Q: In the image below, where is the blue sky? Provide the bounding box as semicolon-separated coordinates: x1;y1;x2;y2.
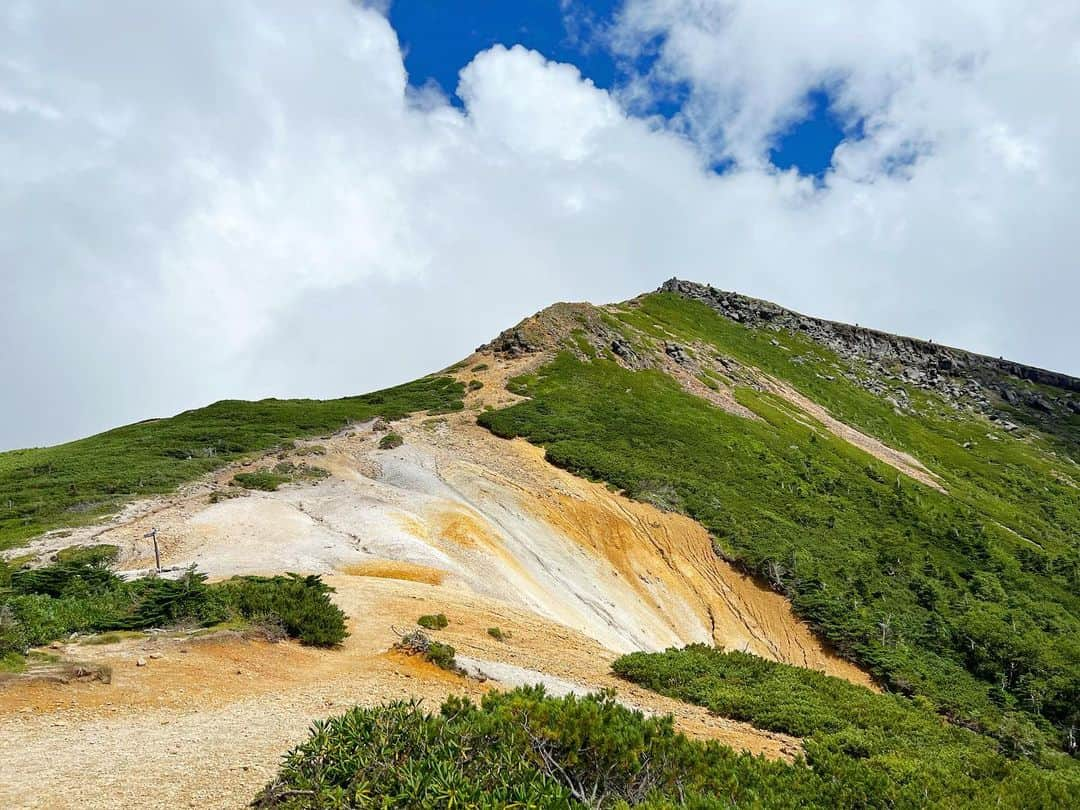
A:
390;1;620;98
389;0;848;177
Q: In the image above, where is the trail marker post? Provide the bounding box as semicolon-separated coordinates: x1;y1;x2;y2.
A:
144;527;160;572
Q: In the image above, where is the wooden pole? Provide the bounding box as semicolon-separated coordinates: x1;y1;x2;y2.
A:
144;528;161;572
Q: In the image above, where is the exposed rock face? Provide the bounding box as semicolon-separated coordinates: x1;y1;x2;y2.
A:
660;279;1080;426
483;327;541;358
610;338;638;364
664;342;690;364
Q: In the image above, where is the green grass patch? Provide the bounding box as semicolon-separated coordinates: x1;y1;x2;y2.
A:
0;376;464;550
0;650;25;673
80;630;145;646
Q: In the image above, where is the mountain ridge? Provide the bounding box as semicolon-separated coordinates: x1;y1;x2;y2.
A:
2;280;1079;807
661;278;1080;394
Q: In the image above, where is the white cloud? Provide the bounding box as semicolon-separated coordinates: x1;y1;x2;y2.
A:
458;45;623;161
1;0;1078;449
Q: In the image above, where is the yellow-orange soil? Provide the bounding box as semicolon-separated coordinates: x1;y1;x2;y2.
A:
0;577;799;809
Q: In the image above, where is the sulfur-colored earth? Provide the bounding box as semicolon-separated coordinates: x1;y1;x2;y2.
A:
1;352;883;808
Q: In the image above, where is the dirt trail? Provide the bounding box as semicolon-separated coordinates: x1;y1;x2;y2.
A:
0;576;799;809
756;372;946;492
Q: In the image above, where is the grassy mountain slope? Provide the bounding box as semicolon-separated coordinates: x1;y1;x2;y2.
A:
0;376;464;550
478;288;1080;748
613;647;1079;807
4;281;1079;806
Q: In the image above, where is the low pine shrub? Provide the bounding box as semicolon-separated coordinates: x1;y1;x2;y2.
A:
426;641;457;671
378;433;404;450
231;471;291;491
256;681;1080;809
0;561;347;655
416;613;448;630
395;629;458;672
54;544;119;566
217;574;347;646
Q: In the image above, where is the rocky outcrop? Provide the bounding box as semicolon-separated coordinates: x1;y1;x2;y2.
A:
660;279;1080;426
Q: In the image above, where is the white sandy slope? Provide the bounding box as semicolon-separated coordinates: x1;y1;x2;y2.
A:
0;351;884;808
27;361;869;682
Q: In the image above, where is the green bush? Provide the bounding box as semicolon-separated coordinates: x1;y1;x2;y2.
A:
416;613;448;630
613;646;1079;807
425;640;457;671
0;604;23;657
378;433;404;450
261;685;1074;810
217;574;347;646
1;561;347;654
395;629;458;672
471;363;489;372
487;626;506;641
468;379;484;391
231;471;291;491
54;544;119;566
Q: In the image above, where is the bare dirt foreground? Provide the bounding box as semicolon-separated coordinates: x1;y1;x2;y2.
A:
0;576;800;808
1;352;872;808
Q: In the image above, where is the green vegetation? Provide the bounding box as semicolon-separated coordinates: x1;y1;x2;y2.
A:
478;293;1080;748
0;556;347;659
257;683;1074;809
425;640;457;671
416;612;448;630
0;650;25;673
232;471;291;492
468;379;484;391
214;574;347;646
471;363;489;372
616;647;1078;807
54;544;119;566
395;629;458;671
255;688;781;809
231;462;331;493
487;626;506;641
378;432;404;450
0;376;464;549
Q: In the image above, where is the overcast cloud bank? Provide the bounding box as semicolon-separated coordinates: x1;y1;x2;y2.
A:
2;0;1077;448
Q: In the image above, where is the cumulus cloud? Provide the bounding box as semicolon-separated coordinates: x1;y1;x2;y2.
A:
1;0;1077;449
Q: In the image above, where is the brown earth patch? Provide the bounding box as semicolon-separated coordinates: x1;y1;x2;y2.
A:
342;559;447;585
0;576;799;810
